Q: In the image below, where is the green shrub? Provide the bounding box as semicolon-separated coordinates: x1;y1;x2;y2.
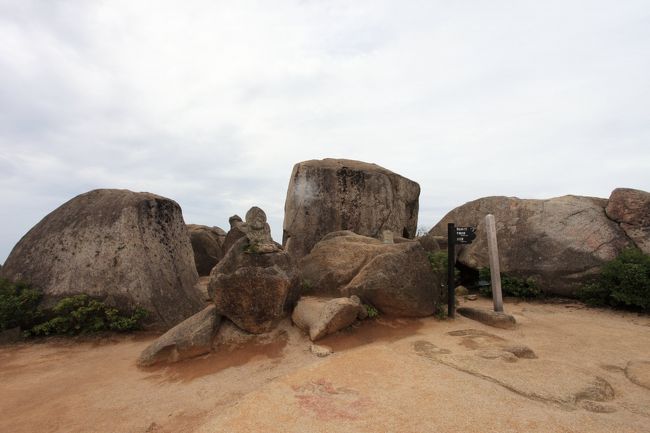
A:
363;304;379;319
428;252;459;290
478;267;543;299
579;248;650;310
0;278;148;336
0;278;43;331
29;294;148;336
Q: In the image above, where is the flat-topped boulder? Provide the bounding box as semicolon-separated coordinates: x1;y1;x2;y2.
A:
282;159;420;260
428;194;632;296
0;189;203;328
299;231;442;317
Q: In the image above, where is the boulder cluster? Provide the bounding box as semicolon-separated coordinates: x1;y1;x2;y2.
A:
0;159;442;365
1;158;647;364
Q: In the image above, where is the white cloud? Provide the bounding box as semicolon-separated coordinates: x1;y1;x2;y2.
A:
1;0;649;262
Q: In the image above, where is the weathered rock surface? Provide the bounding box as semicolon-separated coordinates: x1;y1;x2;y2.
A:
244;207;281;253
138;305;221;367
429;195;632;296
457;307;517;329
283;159;420;260
222;215;247;255
0;189;203;328
299;231;441;317
187;224;226;276
414;339;616;412
208;235;300;334
291;296;363;341
606;188;650;254
415;330;614;413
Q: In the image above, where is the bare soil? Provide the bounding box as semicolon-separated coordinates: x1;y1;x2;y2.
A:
2;298;650;433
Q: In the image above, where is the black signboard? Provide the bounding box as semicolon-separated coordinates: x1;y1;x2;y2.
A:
447;223;478;319
455;226;476;244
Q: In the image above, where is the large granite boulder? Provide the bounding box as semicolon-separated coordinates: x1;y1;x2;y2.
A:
0;189;203;328
428;195;633;296
138;305;221;366
208;208;300;334
187;224;226;276
282;159;420;260
299;231;441;316
606;188;650;254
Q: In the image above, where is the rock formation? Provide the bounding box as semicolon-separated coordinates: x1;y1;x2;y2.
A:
428;194;633;296
208;207;300;334
606;188;650;254
222;215;247;255
244;207;281;253
138;305;221;366
0;189;204;328
282;159;420;259
299;231;441;316
187;224;226;276
291;295;365;341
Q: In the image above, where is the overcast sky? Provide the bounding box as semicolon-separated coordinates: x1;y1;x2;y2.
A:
1;0;649;263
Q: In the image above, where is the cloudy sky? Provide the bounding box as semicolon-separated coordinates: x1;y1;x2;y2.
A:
1;0;649;263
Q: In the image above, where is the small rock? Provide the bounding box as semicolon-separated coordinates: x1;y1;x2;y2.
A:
465;294;478;301
381;230;394;244
310;343;333;357
501;344;537;359
476;349;518;363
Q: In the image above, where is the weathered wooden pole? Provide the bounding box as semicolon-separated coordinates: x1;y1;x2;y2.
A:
447;222;456;318
485;214;504;312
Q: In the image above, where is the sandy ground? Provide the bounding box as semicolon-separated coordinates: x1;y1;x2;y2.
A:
1;298;650;433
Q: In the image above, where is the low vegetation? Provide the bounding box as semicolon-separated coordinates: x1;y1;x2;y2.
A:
363;304;379;319
0;278;42;332
0;278;148;336
579;248;650;311
478;267;543;299
427;252;459;290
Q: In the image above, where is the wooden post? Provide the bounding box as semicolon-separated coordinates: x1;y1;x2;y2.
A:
485;214;504;312
447;223;455;318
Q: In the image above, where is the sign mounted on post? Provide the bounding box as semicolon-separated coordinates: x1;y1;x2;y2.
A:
447;223;478;318
455;226;476;244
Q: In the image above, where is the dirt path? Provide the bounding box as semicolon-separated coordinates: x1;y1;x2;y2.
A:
2;298;650;433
